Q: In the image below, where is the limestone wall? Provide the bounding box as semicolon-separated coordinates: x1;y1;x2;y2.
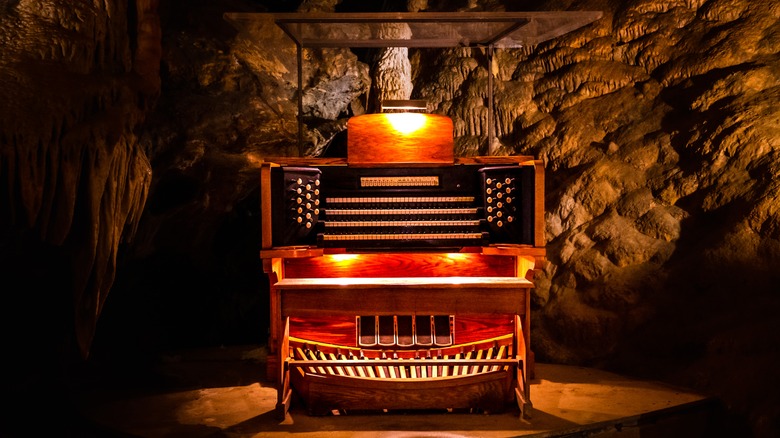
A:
0;0;159;358
1;0;778;435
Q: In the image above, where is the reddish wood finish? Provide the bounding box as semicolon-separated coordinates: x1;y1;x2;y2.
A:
455;315;514;344
347;114;454;165
533;159;545;248
284;253;516;279
277;280;528;317
290;314;515;347
293;367;512;415
290;316;356;346
258;156;537;167
259;156;545;418
259;163;274;249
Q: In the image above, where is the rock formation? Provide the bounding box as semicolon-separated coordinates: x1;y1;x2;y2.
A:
0;0;778;435
1;0;158;360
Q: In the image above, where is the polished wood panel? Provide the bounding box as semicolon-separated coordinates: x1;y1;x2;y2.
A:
276;276;531;288
279;284;528;317
284;253;516;279
289;334;514;358
258;156;537;167
260;164;274;249
288;314;514;347
292;368;512;415
290;316;356;346
347;113;454;165
533;159;545;248
455;314;514;344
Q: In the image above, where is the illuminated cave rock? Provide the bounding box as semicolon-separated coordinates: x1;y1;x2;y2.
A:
0;0;158;357
1;0;778;435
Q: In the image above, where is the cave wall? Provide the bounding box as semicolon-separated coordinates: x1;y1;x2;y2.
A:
1;0;778;436
133;0;780;434
0;2;162;431
480;1;780;433
0;0;159;367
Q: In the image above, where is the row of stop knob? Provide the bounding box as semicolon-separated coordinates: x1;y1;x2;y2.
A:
292;177;320;229
484;176;516;228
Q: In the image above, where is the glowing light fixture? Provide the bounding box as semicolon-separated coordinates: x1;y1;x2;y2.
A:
381;99;428;112
347;113;454;165
385;113;427;134
347;98;454;165
381;99;429;134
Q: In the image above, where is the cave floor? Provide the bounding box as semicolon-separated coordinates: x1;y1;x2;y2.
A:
69;345;714;437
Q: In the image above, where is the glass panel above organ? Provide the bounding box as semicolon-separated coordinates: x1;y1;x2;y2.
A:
224;11;603;49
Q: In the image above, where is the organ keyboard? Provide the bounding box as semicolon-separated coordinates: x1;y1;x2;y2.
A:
259;156;545;419
265;159;540;250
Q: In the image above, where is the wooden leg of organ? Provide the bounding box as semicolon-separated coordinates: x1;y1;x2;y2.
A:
276;318;292;420
265;263;292;420
265;263;280;382
514;314;531;418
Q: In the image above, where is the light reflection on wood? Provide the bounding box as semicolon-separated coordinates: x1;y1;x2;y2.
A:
347;113;454;165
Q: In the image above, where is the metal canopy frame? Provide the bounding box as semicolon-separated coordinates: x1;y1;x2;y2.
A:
224;11;603;155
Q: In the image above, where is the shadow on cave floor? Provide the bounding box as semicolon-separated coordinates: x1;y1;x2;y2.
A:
11;344;738;438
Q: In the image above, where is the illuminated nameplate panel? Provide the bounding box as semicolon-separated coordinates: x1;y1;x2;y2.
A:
360;176;439;187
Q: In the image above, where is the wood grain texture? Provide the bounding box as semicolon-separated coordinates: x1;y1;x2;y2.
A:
259;156;535;166
280;286;527;316
347;113;454;165
293;369;511;414
290;316;356;346
275;276;532;289
288;314;515;346
260;163;274;249
533;159;545;248
283;253;517;278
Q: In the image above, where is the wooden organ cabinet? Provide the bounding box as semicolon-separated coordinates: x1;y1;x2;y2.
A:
259;112;546;418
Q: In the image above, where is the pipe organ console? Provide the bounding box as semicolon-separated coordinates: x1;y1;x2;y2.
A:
270;163;538;249
260;154;545;419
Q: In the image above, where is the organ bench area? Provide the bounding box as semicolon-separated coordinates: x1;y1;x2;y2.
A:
259;155;546;419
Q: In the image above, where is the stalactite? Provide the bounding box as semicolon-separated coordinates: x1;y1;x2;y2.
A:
0;0;159;357
371;23;414;109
